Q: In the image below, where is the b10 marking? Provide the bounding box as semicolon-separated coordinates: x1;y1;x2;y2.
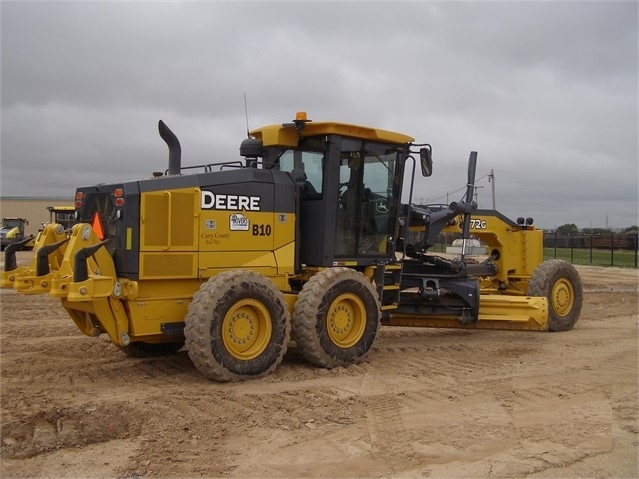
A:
252;224;272;236
470;219;487;229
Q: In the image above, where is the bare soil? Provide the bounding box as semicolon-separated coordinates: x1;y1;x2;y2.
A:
1;252;637;478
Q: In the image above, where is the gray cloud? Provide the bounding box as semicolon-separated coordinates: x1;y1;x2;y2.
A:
1;1;637;229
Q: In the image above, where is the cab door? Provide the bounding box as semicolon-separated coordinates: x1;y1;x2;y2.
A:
335;139;402;259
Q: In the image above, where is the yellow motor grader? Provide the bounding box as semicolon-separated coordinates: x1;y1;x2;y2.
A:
2;112;582;381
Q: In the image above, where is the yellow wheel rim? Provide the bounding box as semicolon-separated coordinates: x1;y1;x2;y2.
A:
222;299;272;360
326;293;366;348
551;277;575;317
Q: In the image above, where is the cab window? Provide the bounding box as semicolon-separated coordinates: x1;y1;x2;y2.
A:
278;150;324;197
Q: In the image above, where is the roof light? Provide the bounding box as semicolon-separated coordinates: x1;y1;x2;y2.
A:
295;111;307;121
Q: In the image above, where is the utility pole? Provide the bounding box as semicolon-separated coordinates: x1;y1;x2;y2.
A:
473;185;484;206
488;169;496;209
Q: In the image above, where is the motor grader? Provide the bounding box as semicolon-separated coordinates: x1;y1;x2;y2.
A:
2;112;582;382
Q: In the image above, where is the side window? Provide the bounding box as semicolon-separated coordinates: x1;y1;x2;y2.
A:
278;151;293;171
302;152;323;194
278;150;324;197
363;145;397;203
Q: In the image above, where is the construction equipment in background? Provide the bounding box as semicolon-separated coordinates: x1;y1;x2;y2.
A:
47;206;76;231
2;112;582;381
0;217;34;251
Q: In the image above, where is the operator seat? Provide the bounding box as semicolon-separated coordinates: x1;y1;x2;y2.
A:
291;168;320;199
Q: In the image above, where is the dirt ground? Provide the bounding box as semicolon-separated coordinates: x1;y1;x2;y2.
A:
1;251;637;478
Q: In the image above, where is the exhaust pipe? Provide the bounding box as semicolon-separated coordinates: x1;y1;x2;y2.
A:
158;120;181;176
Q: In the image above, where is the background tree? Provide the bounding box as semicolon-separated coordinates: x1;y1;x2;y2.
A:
557;223;579;235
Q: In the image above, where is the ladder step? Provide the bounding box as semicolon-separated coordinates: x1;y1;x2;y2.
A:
385;264;402;270
378;263;402;311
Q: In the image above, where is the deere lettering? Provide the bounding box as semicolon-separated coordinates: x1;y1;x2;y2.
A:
201;191;261;211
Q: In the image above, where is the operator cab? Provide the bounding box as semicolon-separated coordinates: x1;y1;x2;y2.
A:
247;112;417;268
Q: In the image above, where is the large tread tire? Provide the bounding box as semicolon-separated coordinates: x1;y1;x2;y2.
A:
527;259;583;332
292;267;380;368
184;270;291;382
119;341;185;358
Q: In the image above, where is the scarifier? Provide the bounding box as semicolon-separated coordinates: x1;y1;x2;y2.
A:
2;112;582;381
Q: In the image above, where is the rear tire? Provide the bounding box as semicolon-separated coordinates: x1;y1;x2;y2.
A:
527;259;583;331
292;268;380;368
184;270;291;382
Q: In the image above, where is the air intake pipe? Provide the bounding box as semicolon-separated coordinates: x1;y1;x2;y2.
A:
158;120;181;176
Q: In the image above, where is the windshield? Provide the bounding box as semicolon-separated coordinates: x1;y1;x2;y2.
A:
339;140;398;199
2;219;22;228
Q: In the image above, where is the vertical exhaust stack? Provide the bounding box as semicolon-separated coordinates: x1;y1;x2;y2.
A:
460;151;478;258
158;120;181;176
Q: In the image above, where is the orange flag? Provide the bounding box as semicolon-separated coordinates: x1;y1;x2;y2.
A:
92;212;104;240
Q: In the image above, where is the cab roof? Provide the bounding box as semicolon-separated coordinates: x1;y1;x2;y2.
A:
249;113;414;147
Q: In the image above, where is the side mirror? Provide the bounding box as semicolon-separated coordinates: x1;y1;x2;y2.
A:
420;147;433;177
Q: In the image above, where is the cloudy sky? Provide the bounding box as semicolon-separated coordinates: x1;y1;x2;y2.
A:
1;1;637;230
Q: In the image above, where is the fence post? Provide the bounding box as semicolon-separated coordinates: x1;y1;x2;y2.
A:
570;234;574;263
554;231;558;259
590;233;593;264
610;232;614;267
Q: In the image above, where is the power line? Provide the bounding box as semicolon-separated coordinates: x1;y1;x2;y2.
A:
420;170;493;205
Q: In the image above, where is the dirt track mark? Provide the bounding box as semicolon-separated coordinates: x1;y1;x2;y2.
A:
1;401;142;459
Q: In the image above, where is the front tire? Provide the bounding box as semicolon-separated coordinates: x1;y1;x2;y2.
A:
527;259;583;332
292;268;380;368
184;270;291;382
